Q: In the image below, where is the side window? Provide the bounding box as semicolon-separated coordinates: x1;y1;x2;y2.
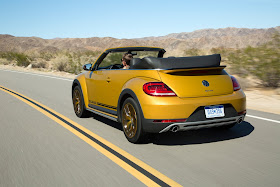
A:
98;52;123;69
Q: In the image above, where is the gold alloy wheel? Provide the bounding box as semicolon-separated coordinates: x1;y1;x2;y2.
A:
122;103;137;138
73;89;81;115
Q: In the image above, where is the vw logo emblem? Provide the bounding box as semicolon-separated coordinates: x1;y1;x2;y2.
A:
202;80;209;87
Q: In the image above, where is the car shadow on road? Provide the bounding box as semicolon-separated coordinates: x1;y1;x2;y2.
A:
89;113;123;131
90;114;254;146
150;121;254;145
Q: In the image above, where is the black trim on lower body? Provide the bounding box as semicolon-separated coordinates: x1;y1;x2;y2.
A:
0;86;170;187
142;114;245;133
187;104;238;122
142;119;172;133
141;104;241;133
96;102;117;110
88;104;117;116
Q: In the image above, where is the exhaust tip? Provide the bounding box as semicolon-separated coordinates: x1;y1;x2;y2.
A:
170;125;179;132
237;117;243;124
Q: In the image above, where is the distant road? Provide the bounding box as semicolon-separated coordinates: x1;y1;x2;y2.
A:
0;69;280;186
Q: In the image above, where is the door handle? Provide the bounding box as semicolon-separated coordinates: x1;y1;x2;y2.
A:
106;77;111;82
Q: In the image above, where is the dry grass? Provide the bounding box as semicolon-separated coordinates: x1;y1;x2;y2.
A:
0;58;10;65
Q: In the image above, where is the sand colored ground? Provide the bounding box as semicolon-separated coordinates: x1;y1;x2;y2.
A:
245;89;280;114
1;65;279;115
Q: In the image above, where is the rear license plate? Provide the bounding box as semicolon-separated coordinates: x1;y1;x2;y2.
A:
204;105;225;118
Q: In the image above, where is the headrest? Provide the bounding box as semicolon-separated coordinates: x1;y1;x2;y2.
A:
129;58;149;69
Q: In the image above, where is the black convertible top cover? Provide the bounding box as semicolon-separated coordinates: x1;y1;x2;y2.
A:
129;54;221;70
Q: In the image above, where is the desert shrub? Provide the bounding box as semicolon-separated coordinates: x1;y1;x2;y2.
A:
228;33;280;87
227;49;249;77
40;52;55;61
31;60;48;68
68;58;82;74
136;51;159;58
52;55;71;72
210;47;236;65
0;52;31;67
13;53;30;67
185;48;202;56
0;50;100;74
79;50;101;58
49;50;100;74
100;53;123;68
0;58;11;65
210;47;235;56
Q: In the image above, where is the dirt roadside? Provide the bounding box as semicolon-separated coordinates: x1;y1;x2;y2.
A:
1;65;279;115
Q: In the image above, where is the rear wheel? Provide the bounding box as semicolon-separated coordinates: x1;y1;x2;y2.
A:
121;98;146;143
72;86;90;118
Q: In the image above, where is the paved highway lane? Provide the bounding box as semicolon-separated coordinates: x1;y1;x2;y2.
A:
1;69;280;186
0;87;142;186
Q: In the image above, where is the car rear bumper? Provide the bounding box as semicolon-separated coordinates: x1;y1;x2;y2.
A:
142;114;246;133
139;90;246;120
159;114;245;133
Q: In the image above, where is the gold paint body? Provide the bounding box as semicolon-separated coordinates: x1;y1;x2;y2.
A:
75;65;246;120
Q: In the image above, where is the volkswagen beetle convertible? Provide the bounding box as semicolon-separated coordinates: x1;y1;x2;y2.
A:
72;47;246;143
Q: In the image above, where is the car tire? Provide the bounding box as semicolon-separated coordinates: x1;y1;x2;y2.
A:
121;97;146;143
72;86;90;118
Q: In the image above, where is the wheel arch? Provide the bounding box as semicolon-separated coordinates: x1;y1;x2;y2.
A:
72;79;80;95
72;77;89;108
117;76;161;123
117;89;144;123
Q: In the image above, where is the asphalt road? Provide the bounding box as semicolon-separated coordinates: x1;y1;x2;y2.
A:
0;69;280;186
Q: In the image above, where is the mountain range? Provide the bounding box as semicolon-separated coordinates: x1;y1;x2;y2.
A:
0;26;279;55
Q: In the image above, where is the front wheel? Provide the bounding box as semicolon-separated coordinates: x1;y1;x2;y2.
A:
72;86;90;118
121;98;146;143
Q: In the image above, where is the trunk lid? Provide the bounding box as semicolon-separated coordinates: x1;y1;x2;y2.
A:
158;67;233;98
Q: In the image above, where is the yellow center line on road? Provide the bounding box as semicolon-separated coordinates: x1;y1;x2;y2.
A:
0;85;182;187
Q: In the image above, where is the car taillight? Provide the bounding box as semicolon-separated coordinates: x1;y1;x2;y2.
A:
143;82;176;96
231;76;241;91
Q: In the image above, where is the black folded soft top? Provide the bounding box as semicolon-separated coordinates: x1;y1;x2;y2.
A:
129;54;221;70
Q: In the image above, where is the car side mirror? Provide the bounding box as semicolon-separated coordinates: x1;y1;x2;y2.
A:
83;64;92;71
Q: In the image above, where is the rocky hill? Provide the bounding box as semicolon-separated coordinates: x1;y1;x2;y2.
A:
0;26;279;55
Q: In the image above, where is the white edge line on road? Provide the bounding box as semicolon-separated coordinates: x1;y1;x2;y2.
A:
0;69;73;82
246;114;280;124
1;68;279;124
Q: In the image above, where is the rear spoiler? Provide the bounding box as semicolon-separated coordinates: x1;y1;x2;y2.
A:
158;66;226;74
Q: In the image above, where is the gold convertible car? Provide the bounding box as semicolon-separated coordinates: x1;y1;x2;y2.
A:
72;47;246;143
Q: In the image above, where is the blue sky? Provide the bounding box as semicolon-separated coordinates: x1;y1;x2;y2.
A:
0;0;279;39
